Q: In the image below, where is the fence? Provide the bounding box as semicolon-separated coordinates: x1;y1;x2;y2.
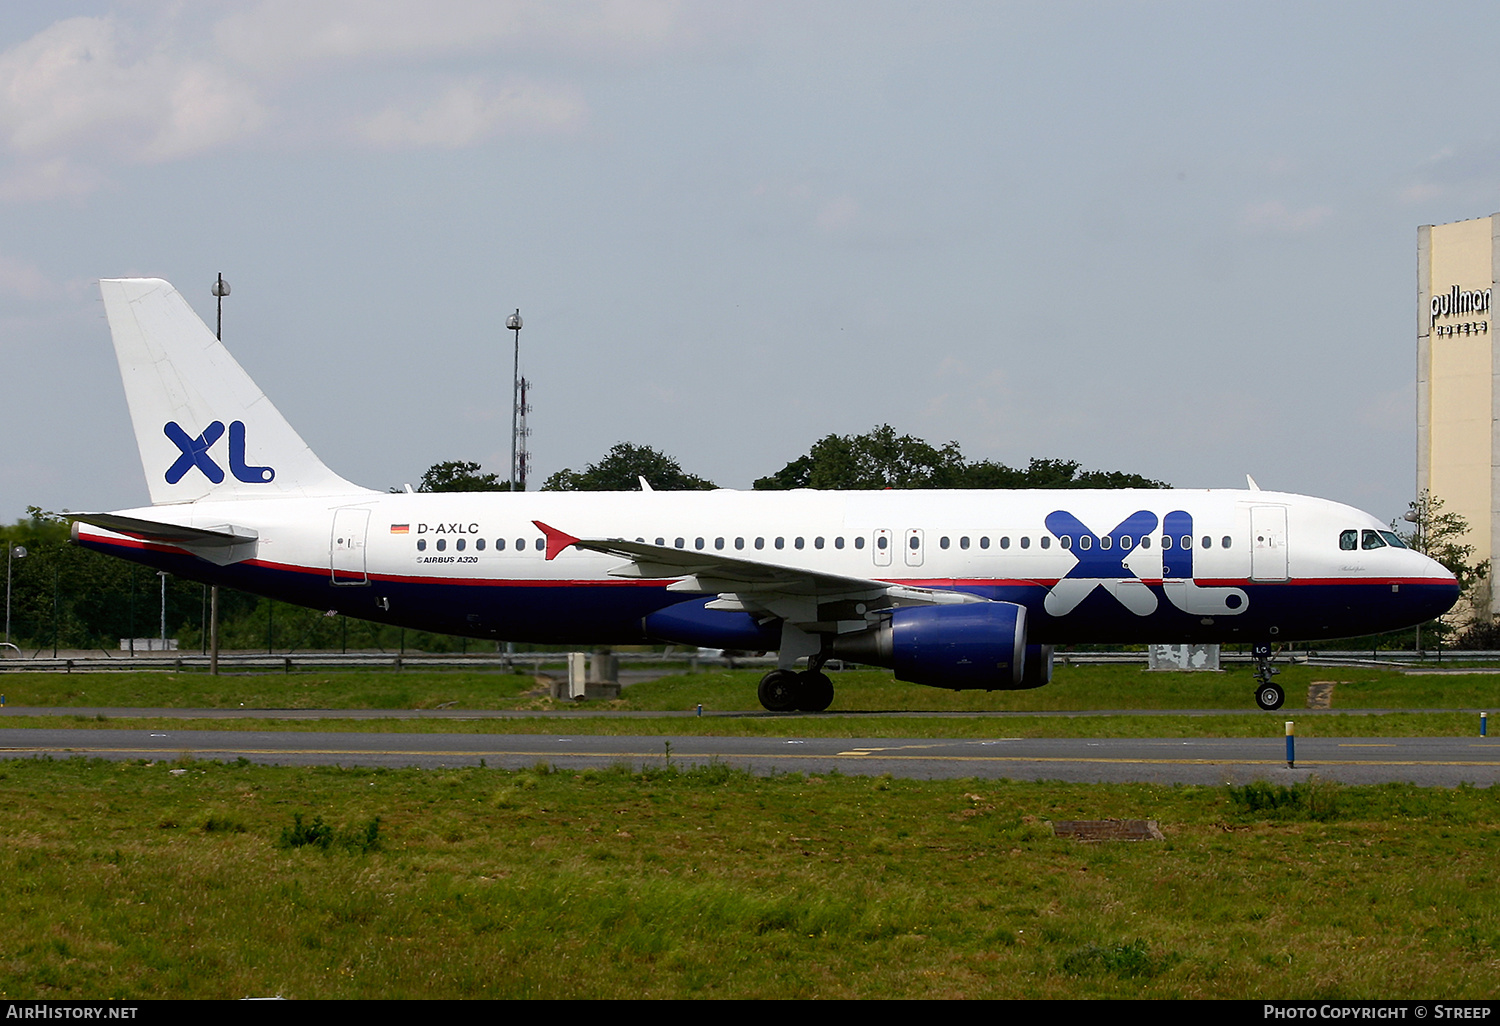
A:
4;648;1499;674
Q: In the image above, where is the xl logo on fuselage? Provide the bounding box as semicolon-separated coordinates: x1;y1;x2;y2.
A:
1041;509;1248;619
163;421;275;484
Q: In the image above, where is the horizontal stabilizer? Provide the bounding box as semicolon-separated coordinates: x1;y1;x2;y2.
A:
70;513;260;566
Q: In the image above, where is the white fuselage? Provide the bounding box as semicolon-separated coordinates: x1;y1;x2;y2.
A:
77;486;1458;647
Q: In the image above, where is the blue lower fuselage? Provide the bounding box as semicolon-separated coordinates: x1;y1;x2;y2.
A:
80;532;1459;647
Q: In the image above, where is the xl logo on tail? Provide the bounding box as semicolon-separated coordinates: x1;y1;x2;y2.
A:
164;421;275;484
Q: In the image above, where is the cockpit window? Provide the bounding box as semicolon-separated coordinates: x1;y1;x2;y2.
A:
1361;529;1386;550
1379;531;1407;549
1340;530;1357;551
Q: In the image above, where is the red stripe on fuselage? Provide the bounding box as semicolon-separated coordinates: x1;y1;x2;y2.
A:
74;532;1450;591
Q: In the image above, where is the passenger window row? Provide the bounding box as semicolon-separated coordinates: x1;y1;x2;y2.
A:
415;531;1235;554
635;536;867;551
935;534;1234;551
416;536;543;552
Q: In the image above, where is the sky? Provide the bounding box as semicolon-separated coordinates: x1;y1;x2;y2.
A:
2;1;1498;526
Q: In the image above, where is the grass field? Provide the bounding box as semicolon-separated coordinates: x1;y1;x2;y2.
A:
2;756;1497;1000
2;663;1495;999
3;662;1498;712
0;664;1495;740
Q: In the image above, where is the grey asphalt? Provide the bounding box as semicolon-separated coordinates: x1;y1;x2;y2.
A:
0;726;1495;785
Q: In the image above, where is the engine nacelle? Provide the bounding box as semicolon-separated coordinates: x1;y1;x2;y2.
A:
833;601;1037;691
642;598;781;651
1021;643;1054;689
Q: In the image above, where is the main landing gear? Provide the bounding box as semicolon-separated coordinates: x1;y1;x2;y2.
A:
757;666;835;712
759;624;836;712
1251;642;1284;711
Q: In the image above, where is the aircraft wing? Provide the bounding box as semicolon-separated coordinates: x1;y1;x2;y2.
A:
533;520;982;630
69;513;260;566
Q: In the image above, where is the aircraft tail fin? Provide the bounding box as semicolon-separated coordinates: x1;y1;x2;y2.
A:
100;278;370;504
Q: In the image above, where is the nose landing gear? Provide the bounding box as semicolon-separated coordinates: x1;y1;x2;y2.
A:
1251;642;1283;710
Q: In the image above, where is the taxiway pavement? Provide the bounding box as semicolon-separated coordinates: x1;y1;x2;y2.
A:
0;726;1494;785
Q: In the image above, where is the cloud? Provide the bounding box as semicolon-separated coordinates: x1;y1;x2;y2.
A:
0;253;52;299
1237;199;1334;235
0;16;267;197
356;78;586;149
1398;140;1500;208
136;62;269;163
0;3;730;200
0;17;267;160
1399;182;1445;205
815;195;861;233
215;0;697;72
750;180;870;238
1354;384;1411;433
0;156;107;202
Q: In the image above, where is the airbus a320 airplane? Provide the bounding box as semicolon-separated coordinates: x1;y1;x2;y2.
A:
70;279;1458;712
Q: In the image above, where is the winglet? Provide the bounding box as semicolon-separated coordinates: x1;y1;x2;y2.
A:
1246;474;1261;491
533;520;582;561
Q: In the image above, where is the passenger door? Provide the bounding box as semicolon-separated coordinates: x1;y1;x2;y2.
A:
1250;506;1289;582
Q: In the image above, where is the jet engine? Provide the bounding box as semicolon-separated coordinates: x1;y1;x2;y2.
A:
833;601;1050;691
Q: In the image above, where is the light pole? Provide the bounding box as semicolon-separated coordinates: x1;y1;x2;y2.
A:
507;309;523;491
504;308;524;665
4;544;25;647
157;571;168;647
213;273;230;340
1406;505;1426;652
209;274;230;674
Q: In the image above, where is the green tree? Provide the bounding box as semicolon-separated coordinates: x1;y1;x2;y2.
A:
2;509;531;655
959;456;1166;490
754;425;1168;490
754;425;966;490
417;461;504;493
1399;491;1490;645
2;510;215;652
542;443;716;491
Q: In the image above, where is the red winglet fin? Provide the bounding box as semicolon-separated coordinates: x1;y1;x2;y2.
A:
533;520;582;561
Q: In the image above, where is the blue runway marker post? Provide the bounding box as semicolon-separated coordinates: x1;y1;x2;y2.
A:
697;704;702;717
1285;721;1295;769
1482;712;1488;737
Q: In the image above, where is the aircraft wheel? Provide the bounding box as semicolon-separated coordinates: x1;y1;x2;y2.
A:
1255;683;1285;711
758;670;802;712
796;670;834;712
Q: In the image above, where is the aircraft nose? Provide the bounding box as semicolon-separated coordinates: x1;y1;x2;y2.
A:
1411;552;1460;621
